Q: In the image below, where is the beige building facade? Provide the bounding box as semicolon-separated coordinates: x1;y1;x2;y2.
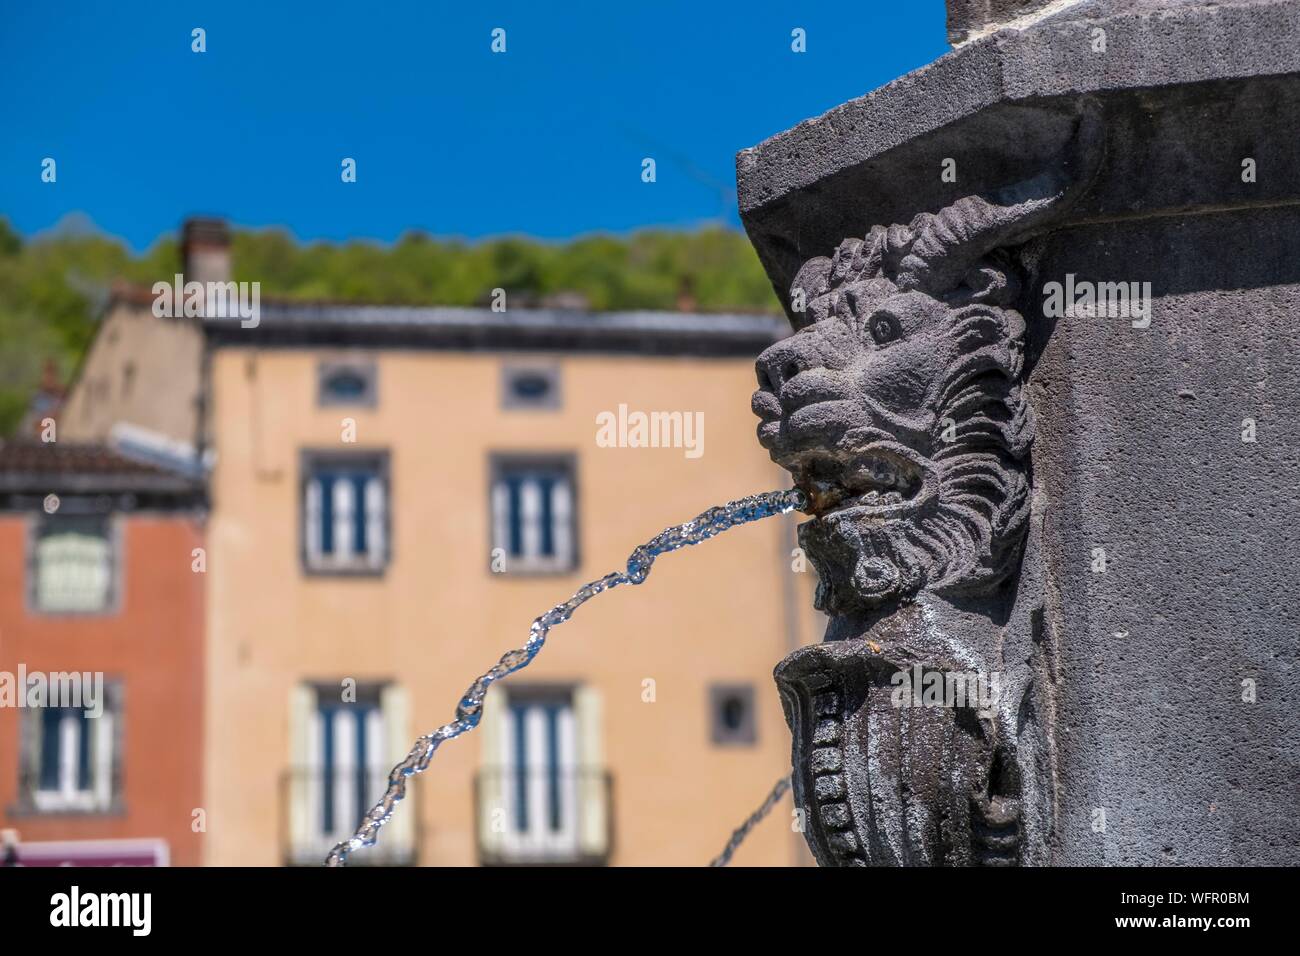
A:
204;323;821;868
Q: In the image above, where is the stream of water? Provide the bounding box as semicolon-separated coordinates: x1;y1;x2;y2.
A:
325;487;806;866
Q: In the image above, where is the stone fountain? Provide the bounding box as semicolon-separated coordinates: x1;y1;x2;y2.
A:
742;0;1300;865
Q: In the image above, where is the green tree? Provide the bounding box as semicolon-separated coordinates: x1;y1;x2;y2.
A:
0;216;779;435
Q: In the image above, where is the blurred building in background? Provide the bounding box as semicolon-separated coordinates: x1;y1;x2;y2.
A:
21;217;818;866
57;218;216;449
0;443;205;866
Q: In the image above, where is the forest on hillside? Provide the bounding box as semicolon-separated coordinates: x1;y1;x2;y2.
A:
0;217;779;435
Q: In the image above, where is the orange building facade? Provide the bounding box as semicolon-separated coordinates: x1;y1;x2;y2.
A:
0;444;206;866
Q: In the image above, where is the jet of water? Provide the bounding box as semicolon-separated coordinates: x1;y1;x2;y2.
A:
710;775;792;867
326;487;806;866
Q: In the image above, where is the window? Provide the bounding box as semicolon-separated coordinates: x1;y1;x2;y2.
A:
286;682;412;865
316;689;385;846
501;365;561;410
478;685;608;865
490;456;577;574
30;514;115;614
710;684;757;746
302;451;389;574
318;360;377;407
507;690;577;852
17;684;121;814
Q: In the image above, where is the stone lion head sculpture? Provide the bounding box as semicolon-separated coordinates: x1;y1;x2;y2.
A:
752;183;1085;614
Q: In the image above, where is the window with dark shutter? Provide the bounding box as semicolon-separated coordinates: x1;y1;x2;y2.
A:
501;365;561;410
318;361;377;407
302;451;390;574
489;455;577;574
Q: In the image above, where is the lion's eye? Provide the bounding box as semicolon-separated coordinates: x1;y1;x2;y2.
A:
868;312;900;345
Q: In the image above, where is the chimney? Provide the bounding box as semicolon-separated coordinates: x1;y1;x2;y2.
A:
675;276;697;313
39;357;62;395
181;217;231;286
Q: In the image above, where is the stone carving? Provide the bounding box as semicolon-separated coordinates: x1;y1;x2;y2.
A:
752;114;1099;866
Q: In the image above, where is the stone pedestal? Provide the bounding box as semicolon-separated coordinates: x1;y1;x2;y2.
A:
741;0;1300;865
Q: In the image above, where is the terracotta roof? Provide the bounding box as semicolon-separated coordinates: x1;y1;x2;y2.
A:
108;280;162;308
0;442;202;495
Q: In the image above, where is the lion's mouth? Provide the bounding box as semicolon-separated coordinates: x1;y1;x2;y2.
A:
778;444;932;520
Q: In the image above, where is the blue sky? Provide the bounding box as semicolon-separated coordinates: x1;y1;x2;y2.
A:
0;1;947;251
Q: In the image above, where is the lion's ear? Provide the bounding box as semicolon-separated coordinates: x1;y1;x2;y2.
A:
959;252;1021;306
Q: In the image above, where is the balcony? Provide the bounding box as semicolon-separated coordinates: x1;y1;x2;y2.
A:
281;769;419;866
474;767;613;866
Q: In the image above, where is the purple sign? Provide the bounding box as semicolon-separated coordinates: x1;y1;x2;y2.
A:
5;838;169;867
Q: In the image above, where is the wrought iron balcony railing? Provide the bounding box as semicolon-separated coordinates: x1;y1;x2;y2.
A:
473;767;613;866
281;768;419;866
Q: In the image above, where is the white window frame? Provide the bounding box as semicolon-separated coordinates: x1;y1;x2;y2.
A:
28;512;119;615
500;693;580;860
21;684;121;815
310;698;386;850
286;682;413;865
31;710;114;812
478;684;607;865
301;451;390;575
489;455;578;575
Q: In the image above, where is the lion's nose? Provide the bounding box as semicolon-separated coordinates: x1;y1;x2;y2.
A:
755;337;815;393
